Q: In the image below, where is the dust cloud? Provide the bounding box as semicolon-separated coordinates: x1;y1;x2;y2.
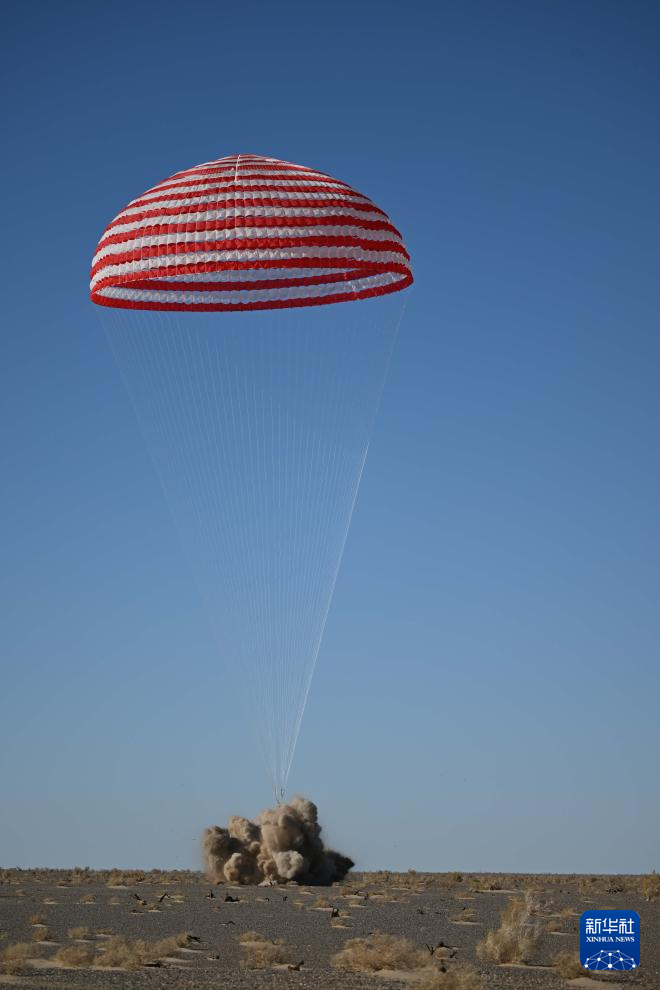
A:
202;795;353;885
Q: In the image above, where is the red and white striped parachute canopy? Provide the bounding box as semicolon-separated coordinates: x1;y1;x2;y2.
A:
90;153;412;312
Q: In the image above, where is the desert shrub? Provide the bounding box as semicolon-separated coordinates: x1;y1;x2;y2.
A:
476;891;540;965
477;877;504;891
95;933;191;969
95;937;141;968
30;914;46;926
553;951;588;979
239;932;293;969
331;933;427;973
31;927;53;942
419;964;484;990
68;926;89;940
106;870;147;887
166;933;193;949
0;942;40;974
69;867;91;885
578;877;598;895
641;871;660;902
55;945;95;967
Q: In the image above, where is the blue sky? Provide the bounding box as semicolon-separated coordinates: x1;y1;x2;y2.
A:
2;0;659;873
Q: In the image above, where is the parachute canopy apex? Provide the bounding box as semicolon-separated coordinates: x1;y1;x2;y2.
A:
90;153;413;312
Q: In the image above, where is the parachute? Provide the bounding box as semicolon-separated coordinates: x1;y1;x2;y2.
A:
91;154;412;799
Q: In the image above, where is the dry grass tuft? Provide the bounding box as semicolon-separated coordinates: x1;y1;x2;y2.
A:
68;926;89;940
471;876;507;891
641;871;660;902
95;933;192;969
55;944;95;967
169;932;194;949
331;933;427;973
97;938;140;965
553;951;588;979
31;927;54;942
81;894;96;904
476;891;540;965
106;869;147;887
30;914;47;926
418;964;484;990
239;932;294;969
0;942;41;975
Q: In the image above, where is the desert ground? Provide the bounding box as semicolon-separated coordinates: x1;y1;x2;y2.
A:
1;869;657;989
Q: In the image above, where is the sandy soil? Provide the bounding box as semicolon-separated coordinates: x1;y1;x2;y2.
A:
0;869;657;988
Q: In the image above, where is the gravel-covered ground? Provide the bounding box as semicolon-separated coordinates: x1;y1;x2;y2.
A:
0;870;657;989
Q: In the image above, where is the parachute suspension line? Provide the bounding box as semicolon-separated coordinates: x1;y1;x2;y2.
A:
103;311;276;789
280;323;354;791
279;300;405;791
203;318;279;789
233;328;279;788
276;311;380;797
276;321;304;794
112;314;263;794
99;298;404;799
219;331;280;789
281;324;312;791
280;324;326;793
